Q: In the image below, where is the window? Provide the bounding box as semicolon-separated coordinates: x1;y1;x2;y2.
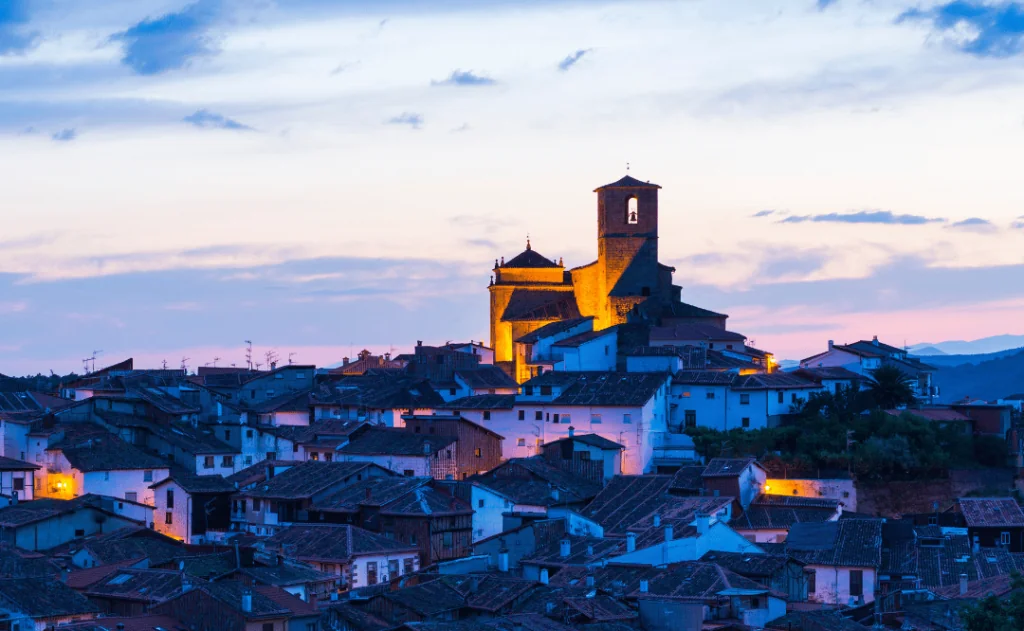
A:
540;385;552;396
12;477;23;491
296;373;306;379
706;391;715;400
591;414;602;424
742;417;750;428
75;529;85;537
203;456;214;469
627;196;638;224
251;390;256;399
404;558;414;575
269;501;279;514
246;429;254;438
388;559;399;579
367;562;378;585
266;452;276;461
253;499;262;511
928;515;938;526
325;452;333;462
224;429;232;442
562;415;571;424
443;532;453;547
403;469;414;477
850;570;863;597
104;471;110;481
525;386;534;395
293;444;299;452
553;413;560;424
165;512;173;525
167;489;175;509
535;411;543;421
410;534;417;545
1001;532;1012;546
682;391;691;398
222;456;234;468
310;452;319;461
578;451;591;461
483;411;491;421
517;438;525;446
263;623;274;631
685;410;697;428
449;388;457;396
518;410;525;421
791;393;799;404
740;394;750;405
479;499;485;508
641;287;650;297
474;448;482;458
777;391;784;404
535;439;543;447
125;492;137;502
807;569;816;594
604;345;610;355
245;456;253;466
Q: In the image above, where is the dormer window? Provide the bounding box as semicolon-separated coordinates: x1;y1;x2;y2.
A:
627;197;639;224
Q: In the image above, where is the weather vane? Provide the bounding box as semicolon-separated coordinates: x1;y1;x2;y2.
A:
626;162;630;173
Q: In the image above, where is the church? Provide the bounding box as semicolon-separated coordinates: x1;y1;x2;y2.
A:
489;175;742;381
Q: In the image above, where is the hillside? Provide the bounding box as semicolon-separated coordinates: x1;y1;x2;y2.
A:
933;348;1024;403
914;347;1024;368
910;334;1024;356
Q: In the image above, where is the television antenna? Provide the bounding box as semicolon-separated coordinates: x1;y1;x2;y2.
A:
244;340;253;370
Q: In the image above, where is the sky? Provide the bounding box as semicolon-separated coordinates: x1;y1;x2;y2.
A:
2;0;1024;374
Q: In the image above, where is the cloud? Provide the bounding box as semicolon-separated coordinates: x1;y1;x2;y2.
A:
557;49;591;71
183;109;252;131
752;209;776;218
756;250;830;281
1014;216;1024;229
780;210;945;225
386;112;423;129
110;0;222;75
947;217;997;232
451;123;471;133
51;129;77;142
431;70;497;86
0;0;38;55
464;238;499;249
897;1;1024;58
817;0;838;10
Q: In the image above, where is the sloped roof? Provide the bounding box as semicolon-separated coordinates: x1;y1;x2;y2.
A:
84;568;183;604
501;290;581;322
0;576;101;617
58;435;167;472
339;426;456;456
150;471;236;494
196;581;291;619
786;519;883;567
669;465;706;492
959;497;1024;527
594;175;661;190
702;457;761;478
241;564;335;587
700;550;803;577
522;372;668;407
730;373;820;390
471;458;602;506
313;476;433;512
0;455;39;471
631;561;774;602
650;323;746;343
317;373;445;410
262;524;417;563
244;461;378;500
437;394;516;410
502;246;561;269
543;433;624;451
515;317;594;344
551;329;617;349
0;543;58;579
455;366;518;390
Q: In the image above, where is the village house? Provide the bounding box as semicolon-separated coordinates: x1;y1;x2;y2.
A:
260;523;420;589
514;371;673;474
468;457;603;542
700;550;809;602
512;317;595;383
313;372;443;425
733;495;843;544
799;337;938;401
75;567;185;616
335;426;459;479
399;414;504;478
233;461;392;537
0;495;141;550
266;419;364;463
957;497;1024;552
0;456;38;501
539;430;623;484
701;458;769;511
0;576;100;631
237;563;339;604
672;371;821;432
62;525;184;569
786;518;884;606
151;580;311;631
150;471;236;543
450;366;519;400
763;471;857;512
330;349;409;376
307;476;473;566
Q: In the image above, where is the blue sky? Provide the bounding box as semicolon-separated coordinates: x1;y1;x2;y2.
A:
2;0;1024;373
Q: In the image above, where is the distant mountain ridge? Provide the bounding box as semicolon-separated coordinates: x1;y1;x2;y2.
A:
913;347;1024;368
909;334;1024;356
931;348;1024;403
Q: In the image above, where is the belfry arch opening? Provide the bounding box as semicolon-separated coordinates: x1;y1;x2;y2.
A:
627;196;639;224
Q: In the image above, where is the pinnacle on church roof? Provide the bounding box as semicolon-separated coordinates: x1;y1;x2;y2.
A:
594;175;661;191
502;242;561;269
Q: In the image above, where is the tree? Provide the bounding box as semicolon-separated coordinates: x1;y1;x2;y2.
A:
865;365;917;409
960;572;1024;631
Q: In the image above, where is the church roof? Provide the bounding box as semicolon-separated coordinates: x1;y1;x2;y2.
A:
502;242;561;269
594;175;661;191
501;290;581;322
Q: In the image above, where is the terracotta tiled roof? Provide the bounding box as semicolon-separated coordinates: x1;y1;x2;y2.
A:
243;461;379;500
0;576;101;618
455;366;518;390
338;426;455;457
649;323;746;343
959;497;1024;527
437;394;516;410
262;524;417;563
702;458;760;478
501;290;581;322
786;519;883;568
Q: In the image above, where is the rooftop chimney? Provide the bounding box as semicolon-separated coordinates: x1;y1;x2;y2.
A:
560;538;571;558
828;340;834;350
551;488;560;501
586;544;594;557
568;426;575;438
417;340;423;347
626;532;636;553
423;441;432;455
241;588;253;614
695;512;710;535
498;549;509;572
664;525;674;542
872;335;879;346
639;579;649;593
365;487;372;501
586;573;595;587
540;568;549;585
652;514;661;527
973;535;980;554
960;573;969;596
117;624;125;631
10;491;17;505
343;357;350;366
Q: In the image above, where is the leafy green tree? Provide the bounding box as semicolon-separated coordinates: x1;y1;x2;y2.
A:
865;365;918;409
960;572;1024;631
